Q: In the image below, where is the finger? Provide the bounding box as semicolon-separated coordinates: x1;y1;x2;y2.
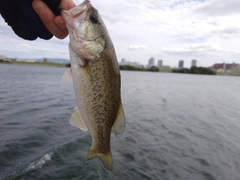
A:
55;16;68;34
32;1;67;39
56;0;75;35
59;0;75;10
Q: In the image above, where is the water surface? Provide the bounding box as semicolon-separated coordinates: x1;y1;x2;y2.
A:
0;64;240;180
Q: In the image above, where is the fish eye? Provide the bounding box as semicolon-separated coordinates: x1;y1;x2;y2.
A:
90;8;99;24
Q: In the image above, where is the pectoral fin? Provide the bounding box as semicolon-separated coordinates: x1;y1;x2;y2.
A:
112;102;125;137
70;107;88;131
60;68;73;88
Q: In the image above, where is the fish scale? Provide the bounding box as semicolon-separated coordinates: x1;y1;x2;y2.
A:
61;0;125;171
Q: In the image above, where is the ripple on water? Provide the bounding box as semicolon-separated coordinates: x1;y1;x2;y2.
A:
1;67;240;179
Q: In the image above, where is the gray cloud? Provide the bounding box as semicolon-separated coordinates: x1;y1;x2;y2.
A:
128;45;147;50
160;43;240;58
194;0;240;16
212;27;240;35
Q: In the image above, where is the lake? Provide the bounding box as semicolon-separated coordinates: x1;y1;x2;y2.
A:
0;64;240;180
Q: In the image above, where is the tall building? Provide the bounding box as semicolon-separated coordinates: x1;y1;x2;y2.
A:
148;57;155;67
121;58;127;63
212;62;238;72
43;58;48;63
178;60;184;68
0;54;7;60
191;59;197;67
157;60;163;68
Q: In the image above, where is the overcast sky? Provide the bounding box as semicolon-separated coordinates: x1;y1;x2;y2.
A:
0;0;240;67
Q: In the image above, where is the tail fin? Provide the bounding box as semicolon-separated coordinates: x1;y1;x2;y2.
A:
86;146;113;171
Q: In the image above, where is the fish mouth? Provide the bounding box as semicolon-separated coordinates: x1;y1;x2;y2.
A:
72;0;92;18
61;0;92;20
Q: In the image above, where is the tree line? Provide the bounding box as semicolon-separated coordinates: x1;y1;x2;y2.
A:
172;66;216;75
119;65;159;72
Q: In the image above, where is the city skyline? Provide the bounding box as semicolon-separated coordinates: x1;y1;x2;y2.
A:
120;56;224;68
118;56;240;69
119;56;240;73
2;54;240;73
2;53;239;69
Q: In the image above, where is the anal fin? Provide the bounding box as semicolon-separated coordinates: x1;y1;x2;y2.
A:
112;102;125;137
70;107;88;131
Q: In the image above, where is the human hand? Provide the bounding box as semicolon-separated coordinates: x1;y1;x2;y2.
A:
0;0;57;40
32;0;75;39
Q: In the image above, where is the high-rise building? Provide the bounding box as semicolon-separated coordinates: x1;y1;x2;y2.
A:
191;59;197;67
157;60;163;68
121;58;127;63
212;62;239;72
0;54;7;60
148;57;155;66
43;58;48;63
178;60;184;68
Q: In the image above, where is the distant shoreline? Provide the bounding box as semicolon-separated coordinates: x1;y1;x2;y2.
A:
0;60;69;67
1;61;239;76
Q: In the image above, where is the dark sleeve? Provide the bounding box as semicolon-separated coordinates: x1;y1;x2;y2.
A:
0;0;61;40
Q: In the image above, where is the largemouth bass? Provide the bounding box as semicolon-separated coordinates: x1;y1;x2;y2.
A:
61;0;125;171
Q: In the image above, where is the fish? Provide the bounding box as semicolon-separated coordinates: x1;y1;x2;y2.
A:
60;0;125;171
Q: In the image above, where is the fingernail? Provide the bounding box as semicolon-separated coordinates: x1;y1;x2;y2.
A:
34;3;44;14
